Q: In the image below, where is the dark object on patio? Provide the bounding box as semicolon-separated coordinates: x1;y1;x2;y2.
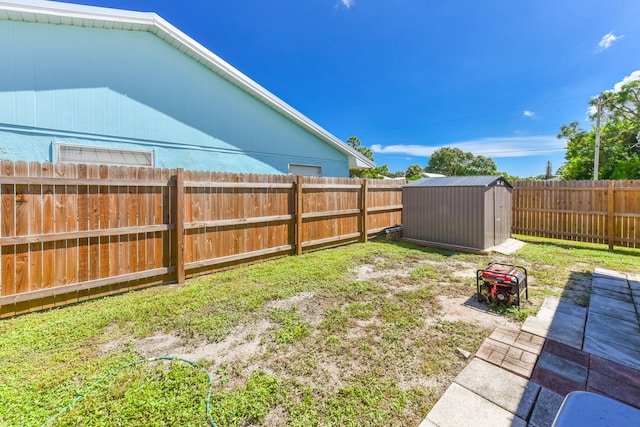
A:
552;391;640;426
477;262;528;308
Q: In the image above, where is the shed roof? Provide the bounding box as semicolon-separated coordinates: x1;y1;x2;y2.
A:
404;176;512;188
0;0;375;171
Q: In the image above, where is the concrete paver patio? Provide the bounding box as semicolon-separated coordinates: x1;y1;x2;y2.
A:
421;268;640;427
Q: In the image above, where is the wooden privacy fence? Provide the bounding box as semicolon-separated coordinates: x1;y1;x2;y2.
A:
0;161;403;317
512;180;640;249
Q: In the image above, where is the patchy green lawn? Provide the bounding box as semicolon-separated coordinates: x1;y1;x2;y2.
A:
1;235;639;426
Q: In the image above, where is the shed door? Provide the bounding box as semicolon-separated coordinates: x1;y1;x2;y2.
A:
493;188;510;245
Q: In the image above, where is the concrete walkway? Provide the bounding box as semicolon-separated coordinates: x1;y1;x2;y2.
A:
421;268;640;427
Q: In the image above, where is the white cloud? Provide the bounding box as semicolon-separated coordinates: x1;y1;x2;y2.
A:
599;32;622;50
371;136;565;159
523;110;535;118
614;70;640;92
586;70;640;117
371;144;434;157
339;0;355;8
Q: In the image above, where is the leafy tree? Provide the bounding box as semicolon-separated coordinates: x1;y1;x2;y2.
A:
346;136;374;162
346;135;390;179
405;164;424;179
467;155;498;175
590;80;640;123
558;122;594;179
499;172;520;182
545;161;553;179
560;79;640;180
425;147;498;176
388;170;405;178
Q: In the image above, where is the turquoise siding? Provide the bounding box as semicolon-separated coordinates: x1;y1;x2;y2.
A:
0;20;349;176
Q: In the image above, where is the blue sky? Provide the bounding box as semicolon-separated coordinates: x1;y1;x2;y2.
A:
65;0;640;177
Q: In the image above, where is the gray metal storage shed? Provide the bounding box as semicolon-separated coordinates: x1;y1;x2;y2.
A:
402;176;512;252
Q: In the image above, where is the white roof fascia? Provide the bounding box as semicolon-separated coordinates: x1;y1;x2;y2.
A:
0;0;375;170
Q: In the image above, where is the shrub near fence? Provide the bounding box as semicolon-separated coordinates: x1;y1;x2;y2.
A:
0;161;404;317
512;180;640;249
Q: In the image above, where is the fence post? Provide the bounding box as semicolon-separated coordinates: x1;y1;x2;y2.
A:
607;180;615;250
296;175;303;255
361;179;368;243
176;168;185;283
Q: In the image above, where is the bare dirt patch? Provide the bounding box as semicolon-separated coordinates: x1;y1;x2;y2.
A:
436;295;517;329
263;405;288;427
266;291;315;309
127;292;329;370
452;267;478;279
131;319;272;368
134;333;183;355
353;264;412;281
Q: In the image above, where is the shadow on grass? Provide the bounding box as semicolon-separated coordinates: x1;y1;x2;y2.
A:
516;235;640;257
370;236;462;258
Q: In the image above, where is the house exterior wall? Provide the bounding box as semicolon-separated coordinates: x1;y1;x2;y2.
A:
0;20;350;176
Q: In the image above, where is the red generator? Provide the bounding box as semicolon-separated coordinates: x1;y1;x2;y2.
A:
477;262;528;308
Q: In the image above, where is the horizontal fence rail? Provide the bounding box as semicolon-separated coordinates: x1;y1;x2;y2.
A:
0;161;404;317
512;180;640;249
10;162;638;319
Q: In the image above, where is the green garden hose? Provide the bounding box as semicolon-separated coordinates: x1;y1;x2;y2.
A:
40;356;219;427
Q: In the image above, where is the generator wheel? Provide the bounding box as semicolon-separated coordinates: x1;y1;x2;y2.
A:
495;290;511;306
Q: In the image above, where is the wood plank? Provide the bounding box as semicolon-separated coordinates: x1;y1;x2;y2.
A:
184;214;295;230
107;166;119;279
166;169;177;270
0;176;169;187
192;171;202;263
98;167;111;285
367;204;403;213
0;224;175;246
301;232;361;248
269;177;282;247
234;175;246;256
77;164;89;286
1;161;15;297
127;168;138;275
66;163;78;286
41;163;55;310
87;165;100;281
184;170;194;264
54;163;68;289
0;266;175;306
301;208;361;220
302;183;361;190
296;175;303;255
203;172;214;260
176;168;185;283
183;181;294;189
199;171;209;258
117;167;128;278
136;168;149;277
14;162;29;296
511;207;607;215
607;181;616;250
153;168;163;270
1;160;15;237
146;169;157;271
185;244;294;270
28;162;43;293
